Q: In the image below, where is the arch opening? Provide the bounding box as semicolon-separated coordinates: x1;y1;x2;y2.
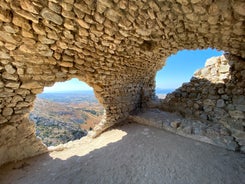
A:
30;78;104;147
152;52;245;152
0;0;244;168
155;48;223;99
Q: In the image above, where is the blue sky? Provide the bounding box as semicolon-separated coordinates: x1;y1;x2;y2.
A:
156;48;223;89
44;78;92;92
44;48;223;93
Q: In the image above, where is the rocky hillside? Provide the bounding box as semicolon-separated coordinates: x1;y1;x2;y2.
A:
30;91;104;146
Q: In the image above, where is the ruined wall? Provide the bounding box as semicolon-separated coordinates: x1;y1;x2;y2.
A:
160;54;245;151
0;0;244;165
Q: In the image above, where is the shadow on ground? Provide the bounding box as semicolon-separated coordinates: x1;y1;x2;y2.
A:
0;123;244;184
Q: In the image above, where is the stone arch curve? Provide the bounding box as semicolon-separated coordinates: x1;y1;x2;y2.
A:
0;0;244;165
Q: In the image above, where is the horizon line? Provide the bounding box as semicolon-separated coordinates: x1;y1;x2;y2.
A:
42;89;94;93
42;88;176;94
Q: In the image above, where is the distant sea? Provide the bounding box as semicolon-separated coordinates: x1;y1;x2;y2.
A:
38;89;175;102
41;90;94;94
155;88;175;94
39;90;94;97
38;90;96;102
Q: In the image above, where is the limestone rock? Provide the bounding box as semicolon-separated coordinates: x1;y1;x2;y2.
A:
20;0;39;14
0;81;4;88
105;9;121;22
216;99;225;108
48;2;62;14
15;9;39;23
2;72;18;81
233;2;245;16
0;8;12;22
76;19;90;29
219;64;230;73
59;61;73;67
19;44;36;54
0;51;11;59
205;57;218;66
2;107;13;117
5;43;17;50
170;121;181;129
229;110;244;119
38;35;55;44
0;31;18;44
12;14;31;30
32;23;46;35
6;82;20;89
3;24;20;34
21;81;43;89
41;8;63;25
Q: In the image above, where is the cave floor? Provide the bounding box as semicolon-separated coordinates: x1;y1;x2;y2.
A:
0;123;245;184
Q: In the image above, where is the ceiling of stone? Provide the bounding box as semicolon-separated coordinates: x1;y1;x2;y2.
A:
0;0;244;88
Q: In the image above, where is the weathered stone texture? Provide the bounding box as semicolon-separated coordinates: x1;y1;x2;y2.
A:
159;54;245;151
0;118;47;166
0;0;244;165
129;109;239;151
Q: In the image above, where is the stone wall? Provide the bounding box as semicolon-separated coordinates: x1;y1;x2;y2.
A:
159;54;245;151
0;0;244;165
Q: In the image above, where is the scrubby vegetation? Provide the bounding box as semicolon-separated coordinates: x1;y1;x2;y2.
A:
30;91;104;146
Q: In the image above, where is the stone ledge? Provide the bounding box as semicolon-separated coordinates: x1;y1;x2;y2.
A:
129;109;240;152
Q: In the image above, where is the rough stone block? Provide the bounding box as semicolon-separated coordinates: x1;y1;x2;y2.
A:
216;99;225;108
229;110;244;119
12;14;31;30
233;2;245;16
105;9;121;22
2;107;13;117
0;8;11;22
41;8;63;25
21;81;43;89
20;0;39;14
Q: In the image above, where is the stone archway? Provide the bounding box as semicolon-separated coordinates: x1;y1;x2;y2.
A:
0;0;244;165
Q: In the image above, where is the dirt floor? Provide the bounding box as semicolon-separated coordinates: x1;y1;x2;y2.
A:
0;123;245;184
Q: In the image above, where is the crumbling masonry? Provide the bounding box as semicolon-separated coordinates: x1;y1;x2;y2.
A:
0;0;244;165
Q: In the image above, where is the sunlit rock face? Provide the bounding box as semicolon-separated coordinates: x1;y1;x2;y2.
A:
0;0;244;165
159;54;245;152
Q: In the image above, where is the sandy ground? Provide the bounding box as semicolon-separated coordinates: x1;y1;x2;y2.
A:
0;123;245;184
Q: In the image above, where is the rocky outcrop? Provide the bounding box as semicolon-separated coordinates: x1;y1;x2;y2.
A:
0;0;244;165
